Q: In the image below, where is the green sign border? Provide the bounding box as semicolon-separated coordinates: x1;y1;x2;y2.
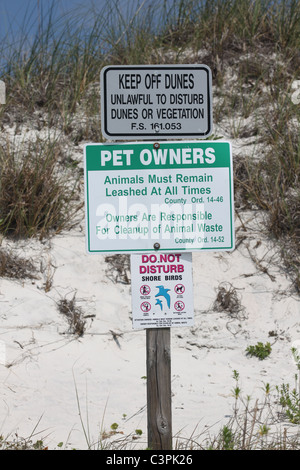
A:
84;141;234;254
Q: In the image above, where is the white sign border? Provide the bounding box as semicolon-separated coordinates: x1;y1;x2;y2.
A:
100;64;213;140
84;140;235;255
130;252;194;330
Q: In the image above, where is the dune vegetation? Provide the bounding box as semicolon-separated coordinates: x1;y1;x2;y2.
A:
0;0;299;449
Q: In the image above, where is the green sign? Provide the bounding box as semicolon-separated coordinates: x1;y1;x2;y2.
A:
84;140;234;254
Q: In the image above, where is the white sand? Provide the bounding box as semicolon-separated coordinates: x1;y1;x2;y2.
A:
0;204;299;449
0;69;299;448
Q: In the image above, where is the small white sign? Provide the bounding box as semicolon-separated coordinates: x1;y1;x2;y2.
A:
101;65;212;139
130;252;194;329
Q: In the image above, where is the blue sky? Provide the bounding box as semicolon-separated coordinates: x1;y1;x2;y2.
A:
0;0;167;37
0;0;104;38
0;0;158;68
0;0;172;50
0;0;176;70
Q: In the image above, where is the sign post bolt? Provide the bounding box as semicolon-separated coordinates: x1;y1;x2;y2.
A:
153;243;160;250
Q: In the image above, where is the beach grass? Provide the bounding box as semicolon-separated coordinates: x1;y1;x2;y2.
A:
0;0;299;449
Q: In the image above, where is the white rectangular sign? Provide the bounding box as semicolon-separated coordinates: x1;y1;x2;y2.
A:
100;65;212;139
130;252;193;329
84;140;234;254
84;141;234;254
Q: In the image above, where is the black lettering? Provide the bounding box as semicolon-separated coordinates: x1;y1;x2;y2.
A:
111;108;138;119
118;74;141;89
119;74;125;89
165;73;194;89
189;73;194;88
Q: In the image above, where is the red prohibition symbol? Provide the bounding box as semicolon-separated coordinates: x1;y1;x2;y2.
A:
140;285;151;295
174;300;185;311
175;284;185;294
141;301;151;312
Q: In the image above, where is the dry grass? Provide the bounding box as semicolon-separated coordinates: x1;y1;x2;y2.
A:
0;247;38;280
1;0;298;284
57;293;87;337
0;138;83;240
0;0;299;450
105;255;131;285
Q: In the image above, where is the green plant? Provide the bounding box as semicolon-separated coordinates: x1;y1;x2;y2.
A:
235;86;300;290
232;370;241;401
0;0;299;450
258;424;270;437
277;382;300;424
246;342;272;360
276;348;300;424
0;138;82;239
292;347;300;373
221;426;236;450
0;416;48;450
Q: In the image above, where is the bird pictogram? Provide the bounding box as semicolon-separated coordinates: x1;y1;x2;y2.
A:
155;285;171;308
